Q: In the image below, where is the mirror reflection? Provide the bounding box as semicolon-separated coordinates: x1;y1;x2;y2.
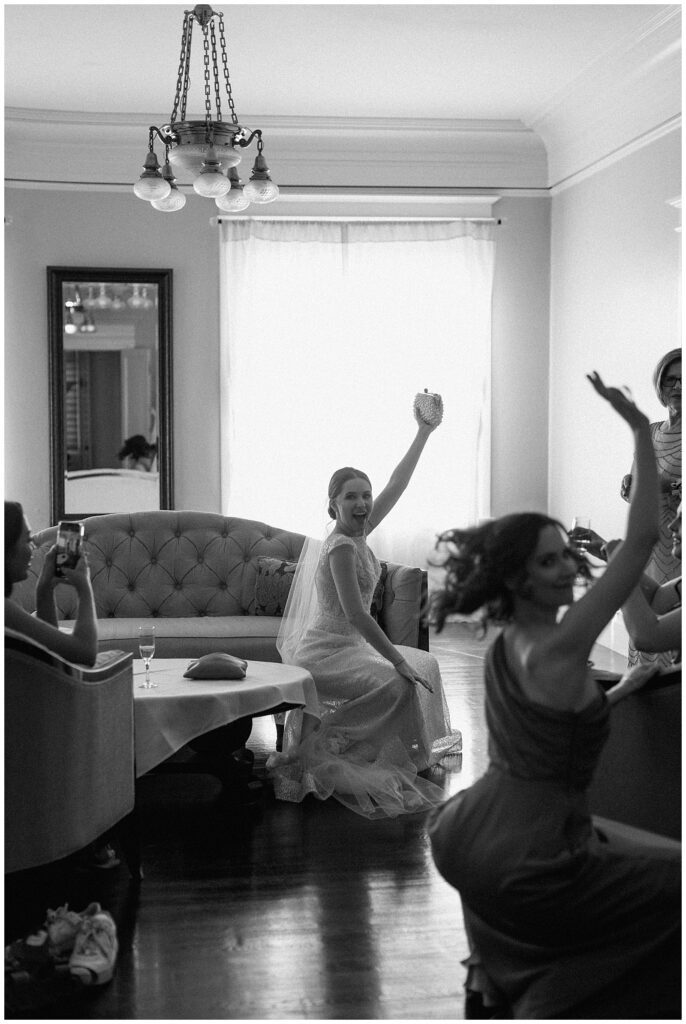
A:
48;268;173;522
62;279;160;514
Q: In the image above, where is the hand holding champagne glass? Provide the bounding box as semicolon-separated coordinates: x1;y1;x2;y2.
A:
570;515;592;553
138;625;156;688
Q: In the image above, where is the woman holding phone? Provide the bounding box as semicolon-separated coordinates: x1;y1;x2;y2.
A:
4;501;98;666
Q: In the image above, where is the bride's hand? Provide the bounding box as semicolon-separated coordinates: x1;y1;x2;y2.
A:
395;658;434;693
586;372;648;430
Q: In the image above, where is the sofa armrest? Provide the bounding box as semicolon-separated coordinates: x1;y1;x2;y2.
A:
378;562;429;651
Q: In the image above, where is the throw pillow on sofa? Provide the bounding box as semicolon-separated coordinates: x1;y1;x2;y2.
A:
253;555;387;620
254;557;299;616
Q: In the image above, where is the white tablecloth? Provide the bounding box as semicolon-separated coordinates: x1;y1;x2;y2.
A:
133;658;318;776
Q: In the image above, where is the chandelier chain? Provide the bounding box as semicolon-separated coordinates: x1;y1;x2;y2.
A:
218;14;239;126
202;25;213;130
210;21;223;123
171;13;192;124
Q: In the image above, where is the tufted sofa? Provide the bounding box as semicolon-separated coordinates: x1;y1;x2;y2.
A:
14;511;429;661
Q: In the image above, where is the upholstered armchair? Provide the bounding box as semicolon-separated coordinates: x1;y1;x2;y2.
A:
5;630;138;876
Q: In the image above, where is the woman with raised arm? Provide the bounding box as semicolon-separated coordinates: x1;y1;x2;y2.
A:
269;396;461;819
427;374;680;1020
4;501;98;666
621;348;681;669
572;501;681;663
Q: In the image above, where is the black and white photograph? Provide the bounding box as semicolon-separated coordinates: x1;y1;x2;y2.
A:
4;3;681;1020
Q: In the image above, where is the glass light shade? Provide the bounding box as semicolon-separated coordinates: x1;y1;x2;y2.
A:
64;314;77;335
215;186;250;212
168;143;241;178
93;285;112;309
127;285;146;310
82;287;96;309
110;295;126;311
244;179;280;204
134;175;172;201
193;168;231;198
151;187;187;212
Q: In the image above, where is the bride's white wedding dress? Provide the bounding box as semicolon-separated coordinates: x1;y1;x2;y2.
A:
270;532;462;818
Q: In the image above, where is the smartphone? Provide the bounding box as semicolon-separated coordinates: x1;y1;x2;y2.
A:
55;521;84;578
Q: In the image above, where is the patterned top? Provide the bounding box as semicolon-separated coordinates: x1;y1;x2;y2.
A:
648;419;681;583
313;533;381;631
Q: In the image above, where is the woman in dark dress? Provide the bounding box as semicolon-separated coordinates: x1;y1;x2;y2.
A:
428;373;681;1019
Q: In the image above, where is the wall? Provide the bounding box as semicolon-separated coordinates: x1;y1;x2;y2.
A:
4;186;550;532
548;127;681;649
5;188;221;527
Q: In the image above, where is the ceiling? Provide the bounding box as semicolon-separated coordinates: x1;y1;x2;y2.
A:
4;4;666;121
4;4;681;192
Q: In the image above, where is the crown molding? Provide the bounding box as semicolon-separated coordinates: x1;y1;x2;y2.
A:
4;110;548;191
528;6;681;187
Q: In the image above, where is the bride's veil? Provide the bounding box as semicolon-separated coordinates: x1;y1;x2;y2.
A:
276;535;324;665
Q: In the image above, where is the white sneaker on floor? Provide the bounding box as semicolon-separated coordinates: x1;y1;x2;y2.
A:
69;909;118;986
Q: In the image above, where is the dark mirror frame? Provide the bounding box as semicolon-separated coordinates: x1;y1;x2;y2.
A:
47;267;174;523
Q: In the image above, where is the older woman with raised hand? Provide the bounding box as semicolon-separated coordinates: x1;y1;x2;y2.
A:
427;374;680;1020
621;348;681;668
580;500;682;664
4;501;98;666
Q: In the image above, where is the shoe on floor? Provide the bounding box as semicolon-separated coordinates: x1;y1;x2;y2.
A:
46;902;102;961
5;902;102;976
76;842;121;871
69;909;118;986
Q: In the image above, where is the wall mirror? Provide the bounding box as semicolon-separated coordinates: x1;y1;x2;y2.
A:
48;267;173;523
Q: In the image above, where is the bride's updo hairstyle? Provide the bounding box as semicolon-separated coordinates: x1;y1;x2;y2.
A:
431;512;582;632
327;467;372;520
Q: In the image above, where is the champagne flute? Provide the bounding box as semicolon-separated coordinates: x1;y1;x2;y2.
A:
138;625;156;688
570;515;592;552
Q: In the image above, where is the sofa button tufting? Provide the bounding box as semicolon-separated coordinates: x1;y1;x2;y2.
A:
129;530;135;538
152;610;159;617
175;582;182;590
105;559;112;567
150;557;157;565
128;584;135;592
220;582;228;590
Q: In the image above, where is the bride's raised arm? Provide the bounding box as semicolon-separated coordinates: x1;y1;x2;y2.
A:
367;392;443;533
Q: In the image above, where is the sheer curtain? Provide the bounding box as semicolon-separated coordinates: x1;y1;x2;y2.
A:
219;219;495;569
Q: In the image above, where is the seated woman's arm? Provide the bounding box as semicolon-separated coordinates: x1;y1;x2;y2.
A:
328;544;432;691
5;547;98;666
620;585;681;653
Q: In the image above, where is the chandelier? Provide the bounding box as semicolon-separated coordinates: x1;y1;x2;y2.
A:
133;5;279;213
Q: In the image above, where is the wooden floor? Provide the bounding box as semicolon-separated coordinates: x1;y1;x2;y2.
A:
5;624;626;1021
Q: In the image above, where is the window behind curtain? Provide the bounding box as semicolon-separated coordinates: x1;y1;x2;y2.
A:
219;219;495;569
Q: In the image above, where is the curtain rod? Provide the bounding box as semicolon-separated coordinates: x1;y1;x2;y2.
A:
211;216;501;224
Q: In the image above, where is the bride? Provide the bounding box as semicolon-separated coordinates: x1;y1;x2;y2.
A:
268;394;461;819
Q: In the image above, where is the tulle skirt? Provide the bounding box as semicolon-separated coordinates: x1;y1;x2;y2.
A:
269;640;461;819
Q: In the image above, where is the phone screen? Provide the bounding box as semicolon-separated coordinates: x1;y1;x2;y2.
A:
55;522;84;577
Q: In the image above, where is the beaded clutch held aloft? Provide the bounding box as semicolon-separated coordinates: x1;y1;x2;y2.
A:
413;389;444;427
